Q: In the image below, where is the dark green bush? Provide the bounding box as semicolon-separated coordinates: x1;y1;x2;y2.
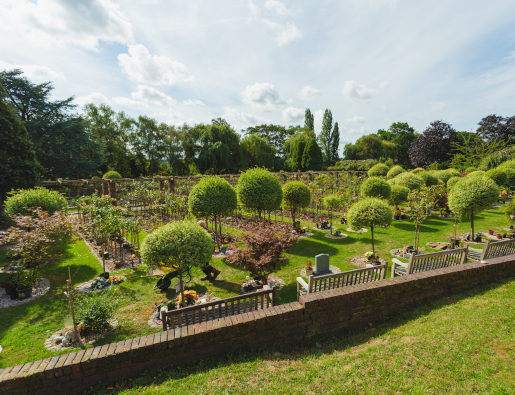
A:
4;187;68;216
361;177;391;199
330;159;378;171
76;290;119;332
282;181;311;223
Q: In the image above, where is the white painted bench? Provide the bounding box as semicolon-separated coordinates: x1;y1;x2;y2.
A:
391;246;468;278
296;263;388;300
467;239;515;261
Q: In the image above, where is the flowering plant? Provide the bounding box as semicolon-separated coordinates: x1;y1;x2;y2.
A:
175;290;198;308
365;251;377;259
108;275;124;284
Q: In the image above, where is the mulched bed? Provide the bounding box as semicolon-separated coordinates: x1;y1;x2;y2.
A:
324;233;348;239
350;256;388;268
299;265;342;277
80;233;140;272
0;278;50;309
44;319;118;351
241;277;285;294
346;228;368;233
74;276;127;294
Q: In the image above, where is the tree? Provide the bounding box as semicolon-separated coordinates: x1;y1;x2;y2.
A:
352;134;384;160
485;168;508;187
188;177;237;250
237;168;283;219
390;172;424;191
241;134;277;170
304;109;314;131
211;117;229;126
282;181;311;225
387;165;405;179
323;194;343;235
140;221;214;305
347;198;392;256
319;109;333;162
448;175;500;236
292;140;306;171
389;185;410;210
330;122;340;163
450;130;508;170
283;129;315;171
477;114;515;143
368;163;389;177
244;124;292;156
0;92;40;214
409;120;457;168
360;177;392;200
302;138;323;171
379;122;418;168
130;116;168;175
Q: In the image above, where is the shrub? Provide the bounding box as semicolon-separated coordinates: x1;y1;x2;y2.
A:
388;185;410;210
330;159;378;171
367;163;389;177
433;169;460;184
485;168;508;187
361;177;391;199
505;201;515;224
500;167;515;187
467;170;485;178
387;165;405;179
76;290;119;332
498;160;515;170
418;171;439;187
102;171;122;179
323;194;343;234
465;167;477;173
4;187;68;216
448;175;500;236
391;172;424;191
446;169;462;179
411;168;425;174
447;177;462;190
237;168;283;218
282;181;311;224
347;198;392;255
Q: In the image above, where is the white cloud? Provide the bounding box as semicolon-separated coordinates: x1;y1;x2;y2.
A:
0;61;65;82
503;50;515;61
75;92;111;107
262;19;302;46
247;0;259;16
241;82;286;111
299;85;321;100
113;96;146;108
346;115;367;124
281;107;304;123
431;102;447;112
183;99;205;106
0;0;133;50
152;109;182;125
130;85;176;106
223;107;264;124
379;81;390;89
264;0;295;16
342;80;375;101
118;44;194;86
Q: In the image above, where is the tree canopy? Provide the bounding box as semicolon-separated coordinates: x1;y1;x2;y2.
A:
409;120;457;168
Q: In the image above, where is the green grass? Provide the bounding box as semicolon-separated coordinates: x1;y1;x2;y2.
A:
85;275;515;395
0;206;511;369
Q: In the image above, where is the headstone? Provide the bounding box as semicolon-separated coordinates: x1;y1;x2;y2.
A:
335;230;341;236
314;254;330;275
159;306;168;320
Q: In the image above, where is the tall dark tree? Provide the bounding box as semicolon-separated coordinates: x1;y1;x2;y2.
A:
130;116;168;175
302;138;323;171
330;122;340;162
211;117;229;126
477;114;515;143
319;109;332;162
196;124;243;174
409;120;456;168
380;122;418;168
304;109;314;131
292;140;307;171
241;134;276;170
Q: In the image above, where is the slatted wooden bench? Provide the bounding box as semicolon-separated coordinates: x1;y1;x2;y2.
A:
467;239;515;261
296;263;388;300
391;246;468;277
161;288;276;331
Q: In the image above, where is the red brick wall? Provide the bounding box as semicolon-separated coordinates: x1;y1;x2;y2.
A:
1;256;514;395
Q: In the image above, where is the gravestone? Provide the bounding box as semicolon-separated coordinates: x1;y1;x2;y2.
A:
314;254;331;275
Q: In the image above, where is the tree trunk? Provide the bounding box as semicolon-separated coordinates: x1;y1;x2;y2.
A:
371;224;375;256
330;208;333;235
471;210;474;238
179;269;184;308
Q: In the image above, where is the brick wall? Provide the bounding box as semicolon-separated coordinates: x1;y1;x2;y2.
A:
2;255;515;395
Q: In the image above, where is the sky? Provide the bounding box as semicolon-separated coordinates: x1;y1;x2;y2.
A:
1;0;515;154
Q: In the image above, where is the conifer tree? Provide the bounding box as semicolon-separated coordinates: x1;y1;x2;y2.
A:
304;109;314;131
330;122;340;162
302;138;323;171
319;109;332;162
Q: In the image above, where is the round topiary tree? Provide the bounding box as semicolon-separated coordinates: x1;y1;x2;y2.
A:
360;177;392;200
485;168;508;187
411;167;425;174
499;167;515;190
140;221;214;303
467;170;485;178
367;163;389;177
347;198;392;256
237;168;283;219
323;193;343;235
447;176;462;190
498;160;515;170
465;166;477;173
433;169;459;184
448;175;500;237
188;177;237;250
445;169;462;179
102;170;122;179
282;181;311;226
505;201;515;225
388;185;410;210
418;171;439;187
391;172;424;191
4;187;68;216
387;165;405;179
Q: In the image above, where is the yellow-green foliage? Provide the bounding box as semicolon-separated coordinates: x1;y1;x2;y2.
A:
411;167;425;174
386;165;405;179
485;168;508;187
361;177;392;199
367;163;389;177
282;181;311;211
188;177;237;218
391;172;424;191
4;187;68;216
102;170;122;179
237;168;283;214
347;197;392;230
448;175;499;217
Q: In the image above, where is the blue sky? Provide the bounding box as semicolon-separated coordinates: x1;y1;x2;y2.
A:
1;0;515;154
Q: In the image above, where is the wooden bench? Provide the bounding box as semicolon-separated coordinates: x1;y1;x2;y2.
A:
467;239;515;261
296;263;388;300
391;246;468;278
161;288;276;331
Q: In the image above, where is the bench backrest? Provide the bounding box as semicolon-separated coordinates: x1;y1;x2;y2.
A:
481;239;515;260
307;263;388;294
406;246;468;274
161;288;276;331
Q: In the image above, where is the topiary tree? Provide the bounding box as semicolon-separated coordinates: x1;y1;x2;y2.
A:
498;160;515;170
347;197;392;256
301;138;324;171
499;167;515;190
4;187;68;216
465;166;477;173
433;169;460;184
387;165;405;179
188;177;237;250
445;169;462;179
447;176;462;190
448;175;500;236
140;221;214;304
418;171;439;187
367;163;389;177
389;185;410;210
391;172;424;191
282;181;311;226
360;177;391;199
323;193;343;235
237;168;283;219
505;201;515;225
467;170;485;178
485;168;508;187
102;170;122;179
411;167;425;174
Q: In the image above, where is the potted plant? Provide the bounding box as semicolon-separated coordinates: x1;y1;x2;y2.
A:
487;229;494;235
305;261;314;276
13;271;37;300
475;233;482;243
365;251;379;263
496;233;503;239
1;276;15;296
393;209;402;220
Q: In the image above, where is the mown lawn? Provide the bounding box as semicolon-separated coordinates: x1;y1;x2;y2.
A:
0;205;511;369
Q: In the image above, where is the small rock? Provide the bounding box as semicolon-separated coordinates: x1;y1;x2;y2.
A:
315;342;322;349
54;336;64;343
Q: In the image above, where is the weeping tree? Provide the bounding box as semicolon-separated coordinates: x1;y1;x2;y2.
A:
188;177;237;251
448;175;500;237
237;168;283;220
282;181;311;226
323;194;343;235
141;221;214;304
347;198;392;256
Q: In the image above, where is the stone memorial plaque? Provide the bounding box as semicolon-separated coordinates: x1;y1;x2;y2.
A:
314;254;331;275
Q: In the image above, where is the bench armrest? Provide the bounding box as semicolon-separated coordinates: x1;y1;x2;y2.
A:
391;258;408;278
296;277;308;290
